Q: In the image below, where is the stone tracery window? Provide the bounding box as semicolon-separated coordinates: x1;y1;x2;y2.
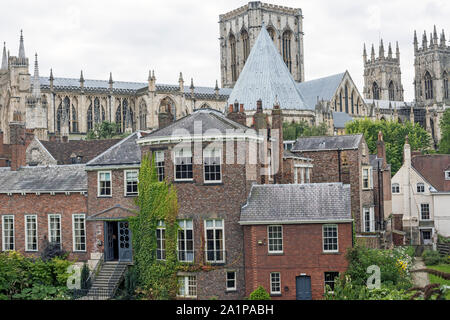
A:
139;100;147;130
424;71;433;100
344;85;349;113
230;34;237;82
282;30;292;72
72;106;78;132
267;27;276;42
443;71;448;99
241;30;250;64
372;82;380;100
388;81;395;101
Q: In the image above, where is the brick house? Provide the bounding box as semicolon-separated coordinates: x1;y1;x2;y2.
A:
291;133;392;248
240;183;353;300
0;165;88;260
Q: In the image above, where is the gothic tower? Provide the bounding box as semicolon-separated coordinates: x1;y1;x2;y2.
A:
219;1;304;88
413;26;449;107
363;39;404;101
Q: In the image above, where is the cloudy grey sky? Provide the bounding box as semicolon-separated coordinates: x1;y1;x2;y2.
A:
1;0;448;101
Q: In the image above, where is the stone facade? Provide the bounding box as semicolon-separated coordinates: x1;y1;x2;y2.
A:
219;1;304;88
363;40;404;101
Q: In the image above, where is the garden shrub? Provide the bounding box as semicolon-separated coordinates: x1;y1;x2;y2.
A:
422;250;441;266
40;241;67;261
80;263;90;290
249;286;271;300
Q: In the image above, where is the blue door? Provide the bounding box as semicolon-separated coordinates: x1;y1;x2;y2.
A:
118;221;132;262
296;276;312;300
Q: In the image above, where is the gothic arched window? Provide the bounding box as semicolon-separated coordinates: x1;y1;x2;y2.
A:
63;97;71;131
424;71;433;100
241;30;250;64
344;85;349;113
56;105;62;132
443;72;448;99
72;106;78;133
139;100;147;130
388;81;395;101
115;102;122;133
372;82;380;100
339;91;343;112
267;27;276;42
356;98;360;114
230;34;237;82
94;98;101;124
351;90;354;114
282;31;292;72
87;104;93;131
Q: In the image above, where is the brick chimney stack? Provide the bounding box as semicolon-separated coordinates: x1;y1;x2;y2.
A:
226;100;247;126
376;131;387;167
271;98;284;183
10;122;26;170
252;99;268;131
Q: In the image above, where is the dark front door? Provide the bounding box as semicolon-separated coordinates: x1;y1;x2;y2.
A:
296;275;312;300
118;221;132;262
105;221;119;261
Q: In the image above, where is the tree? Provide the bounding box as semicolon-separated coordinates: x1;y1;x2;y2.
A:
86;121;125;140
345;118;431;175
438;109;450;154
129;153;179;299
283;120;328;140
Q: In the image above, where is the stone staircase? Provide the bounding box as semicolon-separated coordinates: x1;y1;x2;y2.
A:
81;261;129;300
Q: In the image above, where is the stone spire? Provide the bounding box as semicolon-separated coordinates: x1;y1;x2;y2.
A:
396;41;400;62
387;42;392;59
441;29;446;47
413;30;418;52
422;31;427;49
215;79;219;97
379;39;384;58
363;43;367;64
18;30;25;59
1;42;7;70
179;72;184;92
190;78;194;97
49;68;54;90
80;70;84;90
108;72;113;89
429;32;433;48
433;25;438;44
32;53;40;98
371;44;375;60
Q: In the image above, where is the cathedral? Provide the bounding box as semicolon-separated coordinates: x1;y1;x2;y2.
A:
0;2;448;148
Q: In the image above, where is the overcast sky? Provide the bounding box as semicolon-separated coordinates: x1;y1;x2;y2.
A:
1;0;448;101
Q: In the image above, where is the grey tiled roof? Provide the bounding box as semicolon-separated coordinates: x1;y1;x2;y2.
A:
86;132;142;167
332;111;353;129
240;183;351;224
0;165;87;193
139;108;249;141
363;98;412;109
283;149;312;161
291;134;363;152
227;25;309;111
296;72;345;109
39;77;231;100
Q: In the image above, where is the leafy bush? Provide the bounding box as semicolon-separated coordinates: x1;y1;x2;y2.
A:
422;250;442;266
249;286;271;300
40;241;67;262
0;251;73;300
124;267;137;297
80;263;90;290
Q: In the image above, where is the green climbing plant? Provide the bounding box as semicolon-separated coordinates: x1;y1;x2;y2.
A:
129;153;179;299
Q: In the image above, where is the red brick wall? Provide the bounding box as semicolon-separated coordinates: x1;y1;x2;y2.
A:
243;223;352;300
0;193;88;260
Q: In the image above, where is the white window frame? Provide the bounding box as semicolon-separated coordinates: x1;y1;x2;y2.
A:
445;170;450;180
362;167;373;190
155;150;165;182
177;219;194;263
2;215;15;251
174;147;193;182
392;183;400;194
124;169;139;196
226;271;236;291
25;215;38;252
420;203;431;221
362;207;375;232
156;220;166;261
267;225;283;254
323;224;339;253
177;275;197;298
270;272;281;295
204;219;225;263
305;167;310;183
97;171;112;197
203;147;222;183
324;272;340;293
72;214;86;252
416;182;425;193
48;214;62;248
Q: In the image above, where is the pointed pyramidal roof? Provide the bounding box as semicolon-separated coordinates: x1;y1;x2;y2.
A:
227;24;309;111
1;42;7;70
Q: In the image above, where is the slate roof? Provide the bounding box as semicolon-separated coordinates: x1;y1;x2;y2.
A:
87;132;143;167
369;154;391;170
39;77;231;99
283;149;312;161
333;111;353;129
412;154;450;192
296;72;346;109
138;108;250;142
227;25;309;111
291;134;363;152
240;183;352;224
363;99;413;109
40;138;121;165
0;165;87;193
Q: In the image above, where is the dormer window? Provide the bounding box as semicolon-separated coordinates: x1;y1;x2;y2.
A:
417;183;425;193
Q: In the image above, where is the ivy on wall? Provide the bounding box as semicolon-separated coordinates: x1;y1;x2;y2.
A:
129;153;179;299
